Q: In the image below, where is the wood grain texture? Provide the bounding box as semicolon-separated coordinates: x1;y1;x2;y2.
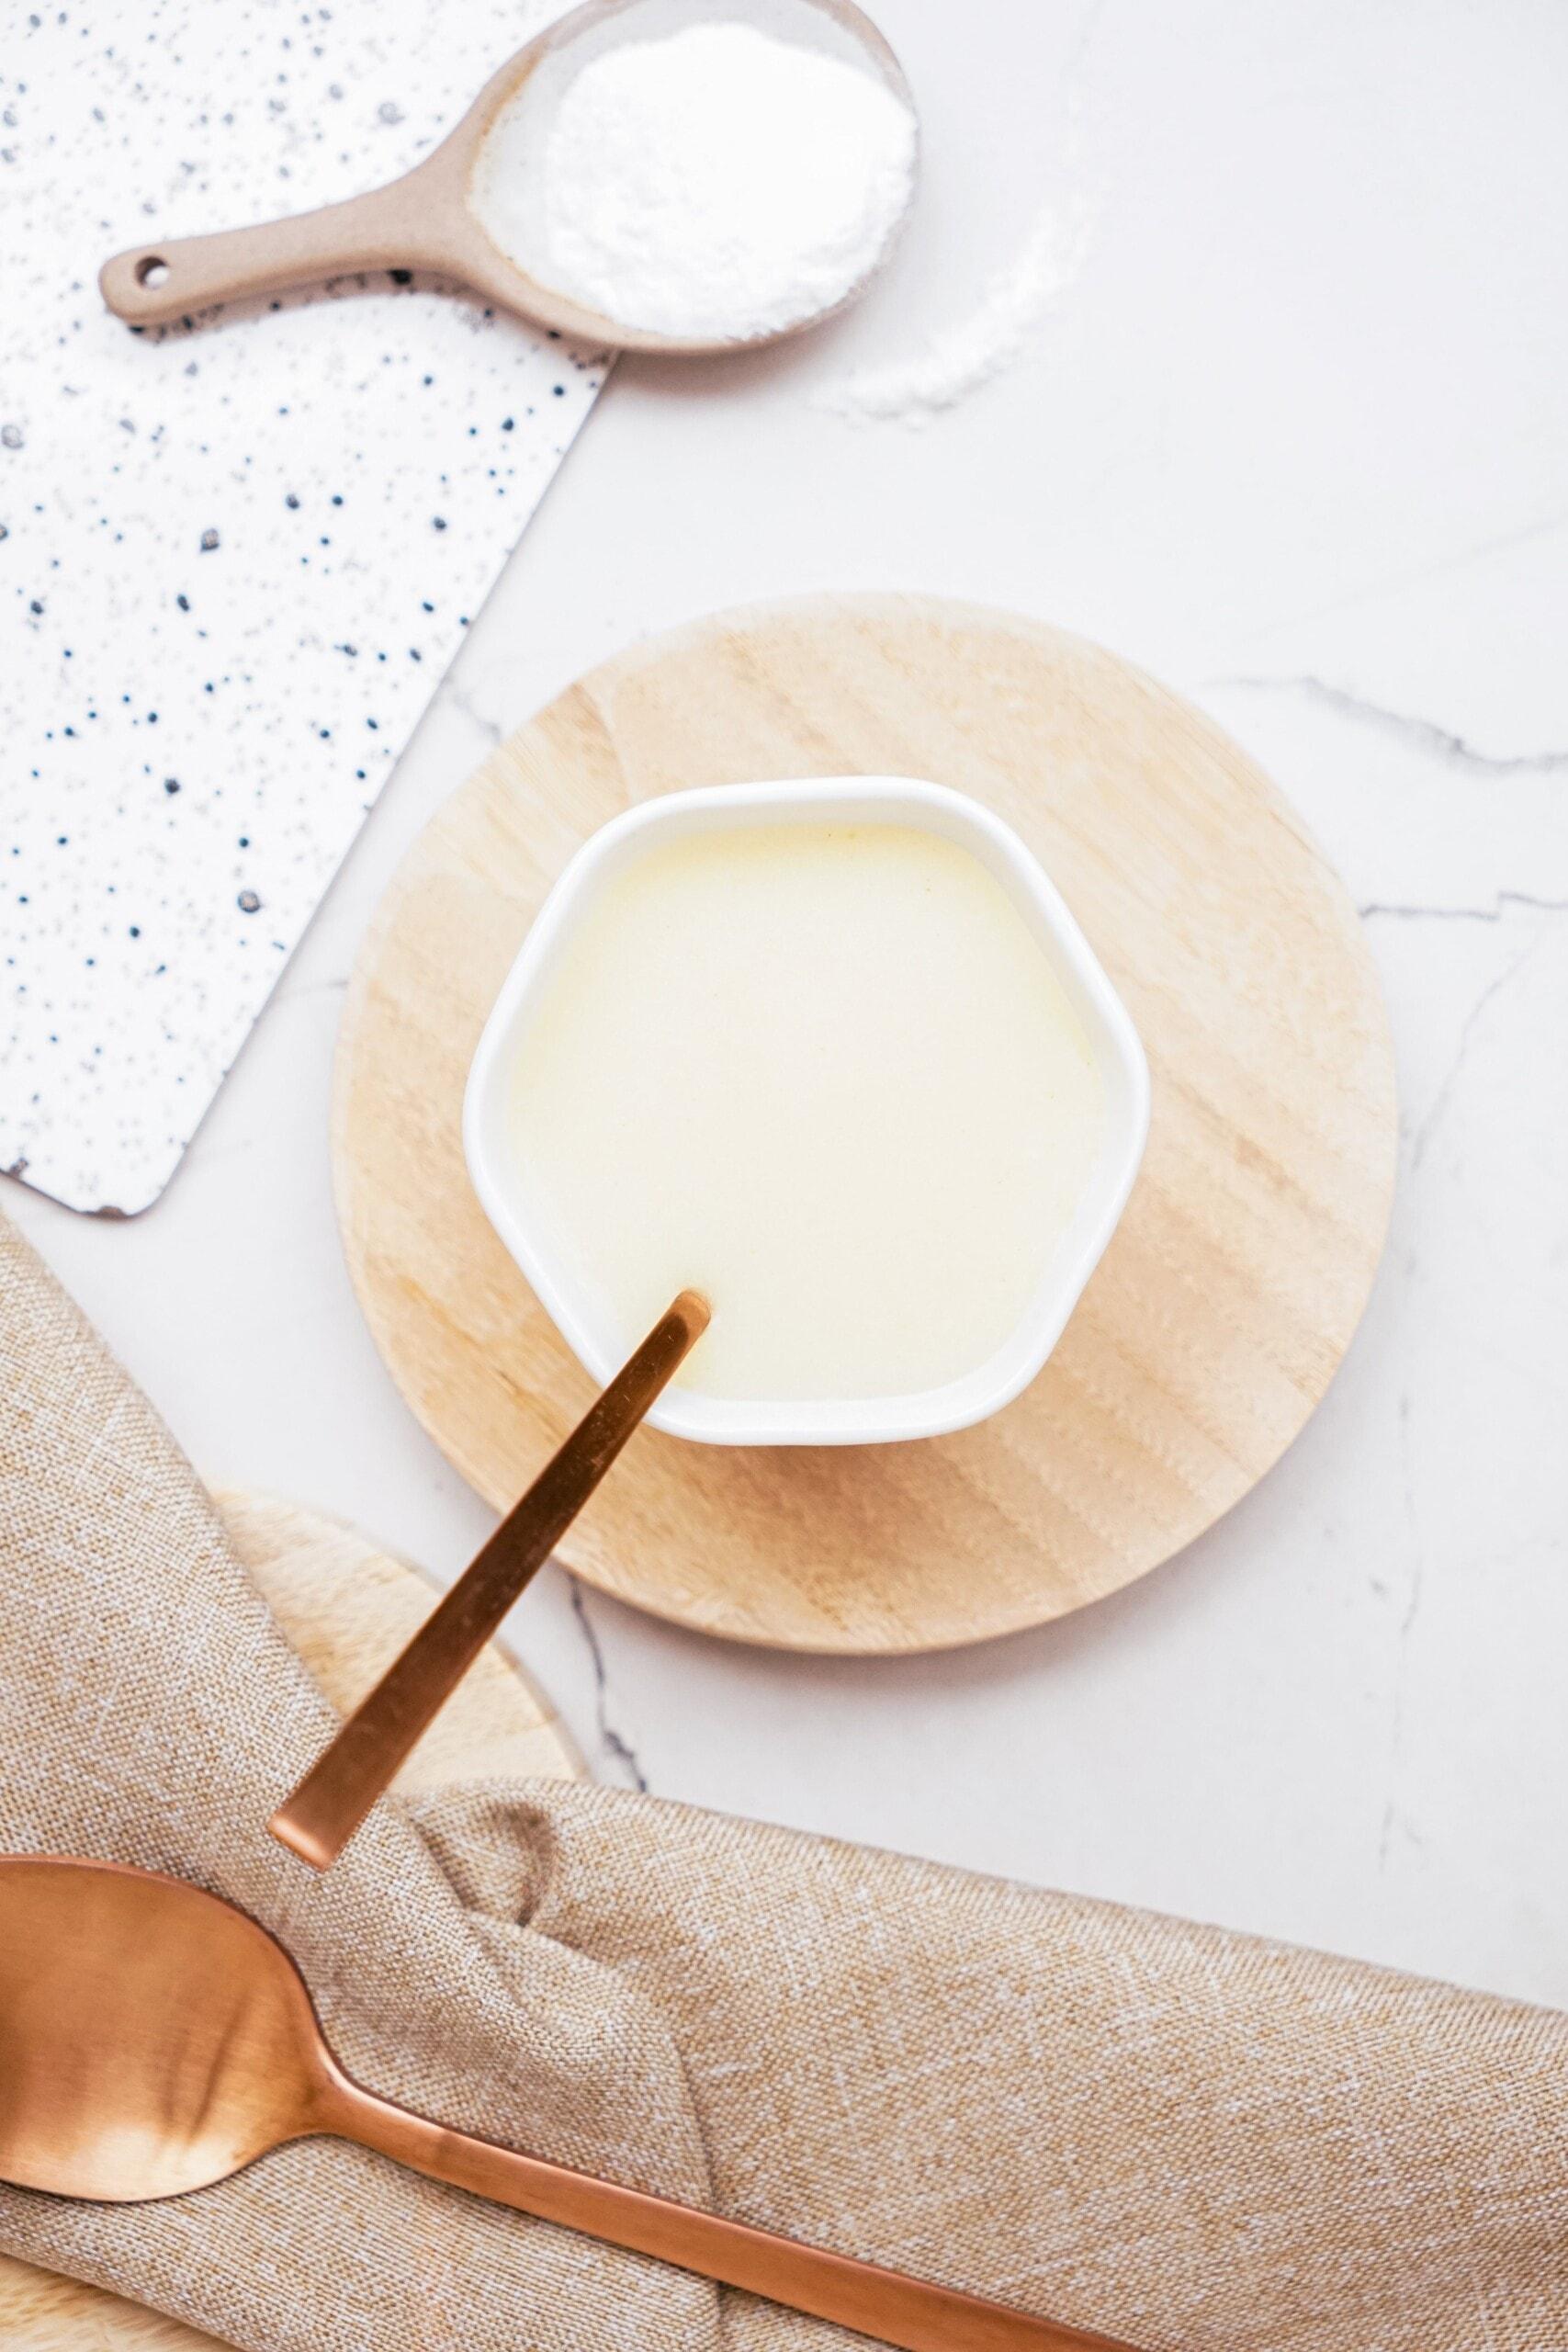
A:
333;594;1397;1653
0;1489;581;2350
217;1487;581;1798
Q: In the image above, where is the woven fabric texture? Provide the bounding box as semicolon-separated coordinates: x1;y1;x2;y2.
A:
1;1211;1564;2350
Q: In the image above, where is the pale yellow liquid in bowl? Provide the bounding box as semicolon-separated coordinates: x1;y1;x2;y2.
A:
505;823;1105;1403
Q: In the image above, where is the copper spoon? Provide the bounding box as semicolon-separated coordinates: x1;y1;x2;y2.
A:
270;1287;709;1873
0;1855;1133;2352
98;0;917;355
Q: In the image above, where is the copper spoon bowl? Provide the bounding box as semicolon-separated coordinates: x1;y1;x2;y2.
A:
0;1855;1132;2352
98;0;918;354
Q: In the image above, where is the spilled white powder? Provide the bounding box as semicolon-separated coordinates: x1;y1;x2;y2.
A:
815;190;1092;425
470;20;917;343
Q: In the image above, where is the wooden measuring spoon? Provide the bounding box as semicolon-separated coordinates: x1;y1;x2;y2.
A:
271;1288;709;1873
0;1856;1135;2352
99;0;916;355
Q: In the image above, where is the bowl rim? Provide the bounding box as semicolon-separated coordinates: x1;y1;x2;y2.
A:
463;775;1151;1445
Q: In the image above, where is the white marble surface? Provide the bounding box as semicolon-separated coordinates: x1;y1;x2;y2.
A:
6;1;1566;2008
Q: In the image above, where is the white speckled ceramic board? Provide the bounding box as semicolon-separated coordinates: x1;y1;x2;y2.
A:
0;2;608;1216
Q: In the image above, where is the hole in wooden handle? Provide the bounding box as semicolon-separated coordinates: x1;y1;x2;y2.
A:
134;255;169;288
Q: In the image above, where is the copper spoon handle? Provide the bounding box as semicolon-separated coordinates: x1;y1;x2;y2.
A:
328;2073;1132;2352
270;1290;709;1871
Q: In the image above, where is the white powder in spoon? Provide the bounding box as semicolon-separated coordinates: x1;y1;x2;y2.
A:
469;19;917;343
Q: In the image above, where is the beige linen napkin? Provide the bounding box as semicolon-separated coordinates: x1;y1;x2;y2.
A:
1;1210;1565;2352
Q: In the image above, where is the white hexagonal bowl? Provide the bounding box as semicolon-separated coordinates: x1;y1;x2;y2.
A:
464;776;1149;1445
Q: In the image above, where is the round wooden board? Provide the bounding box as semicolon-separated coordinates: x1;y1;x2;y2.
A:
333;594;1397;1653
0;1488;581;2351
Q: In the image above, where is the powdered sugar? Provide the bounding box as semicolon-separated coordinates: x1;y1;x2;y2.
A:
470;18;917;344
815;191;1092;425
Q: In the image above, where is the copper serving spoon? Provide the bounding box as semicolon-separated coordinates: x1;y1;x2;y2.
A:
0;1855;1132;2352
98;0;917;354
